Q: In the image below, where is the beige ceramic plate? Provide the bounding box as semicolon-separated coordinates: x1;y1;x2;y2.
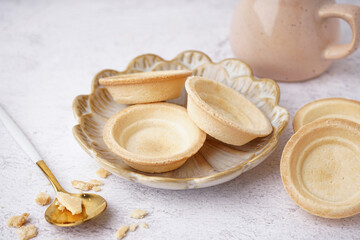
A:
281;118;360;218
103;103;206;173
293;98;360;132
185;76;273;146
72;50;289;189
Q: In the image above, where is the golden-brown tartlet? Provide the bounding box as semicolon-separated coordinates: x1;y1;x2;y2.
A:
99;70;192;104
281;118;360;219
185;76;272;146
293;98;360;132
102;102;206;173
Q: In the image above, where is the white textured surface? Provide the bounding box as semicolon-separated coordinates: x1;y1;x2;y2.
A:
0;0;360;239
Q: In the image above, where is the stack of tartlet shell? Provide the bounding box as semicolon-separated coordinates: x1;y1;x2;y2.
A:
100;70;206;173
100;71;273;173
281;98;360;219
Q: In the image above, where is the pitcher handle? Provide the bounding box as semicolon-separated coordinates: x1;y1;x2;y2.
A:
319;4;360;60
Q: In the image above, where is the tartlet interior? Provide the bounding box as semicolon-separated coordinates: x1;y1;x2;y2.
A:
190;77;271;134
119;120;188;158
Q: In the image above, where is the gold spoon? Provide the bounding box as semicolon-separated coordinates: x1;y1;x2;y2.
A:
0;106;107;227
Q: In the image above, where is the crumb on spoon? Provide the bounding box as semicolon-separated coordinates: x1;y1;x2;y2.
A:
56;192;82;215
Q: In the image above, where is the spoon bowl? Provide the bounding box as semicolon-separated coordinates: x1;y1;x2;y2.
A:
45;192;107;227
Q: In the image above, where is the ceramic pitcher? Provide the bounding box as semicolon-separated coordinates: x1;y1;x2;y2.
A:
230;0;360;82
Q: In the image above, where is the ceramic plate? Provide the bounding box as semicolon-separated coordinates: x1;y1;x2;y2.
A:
72;50;289;189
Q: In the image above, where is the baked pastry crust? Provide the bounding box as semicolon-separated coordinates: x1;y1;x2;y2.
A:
103;102;206;173
99;70;192;104
281;118;360;218
185;76;272;146
293;98;360;132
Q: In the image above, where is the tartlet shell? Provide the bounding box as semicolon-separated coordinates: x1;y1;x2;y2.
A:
99;70;192;104
281;118;360;218
185;76;272;146
293;98;360;132
102;103;206;173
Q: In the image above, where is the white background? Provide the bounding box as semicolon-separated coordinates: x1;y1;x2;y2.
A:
1;0;360;239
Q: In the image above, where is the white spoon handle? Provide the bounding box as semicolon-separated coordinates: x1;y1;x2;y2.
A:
0;105;42;163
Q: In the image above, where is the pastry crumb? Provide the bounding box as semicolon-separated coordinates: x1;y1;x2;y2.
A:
56;192;82;215
130;209;148;219
129;223;138;232
141;222;149;229
35;192;51;206
58;205;66;211
7;213;29;228
89;179;104;186
16;224;37;240
96;168;111;178
116;225;129;239
71;180;94;191
92;186;101;192
55;201;66;211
